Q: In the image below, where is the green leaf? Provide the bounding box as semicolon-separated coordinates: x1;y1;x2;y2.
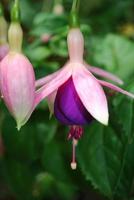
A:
1;110;57;161
1;158;36;200
41;140;76;199
78;94;134;200
31;13;67;36
92;34;134;80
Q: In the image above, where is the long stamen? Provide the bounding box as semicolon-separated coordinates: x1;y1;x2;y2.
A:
71;138;78;170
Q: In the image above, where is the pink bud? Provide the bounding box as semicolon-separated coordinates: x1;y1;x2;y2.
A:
41;33;51;43
53;4;64;15
0;52;35;130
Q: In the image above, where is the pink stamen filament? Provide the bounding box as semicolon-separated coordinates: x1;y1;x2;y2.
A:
71;139;77;170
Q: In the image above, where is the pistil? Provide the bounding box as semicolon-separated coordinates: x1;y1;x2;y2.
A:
68;125;83;170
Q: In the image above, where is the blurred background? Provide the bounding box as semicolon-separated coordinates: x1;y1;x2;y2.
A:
0;0;134;199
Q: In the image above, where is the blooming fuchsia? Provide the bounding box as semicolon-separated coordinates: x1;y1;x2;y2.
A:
0;1;35;130
35;28;134;169
0;4;9;61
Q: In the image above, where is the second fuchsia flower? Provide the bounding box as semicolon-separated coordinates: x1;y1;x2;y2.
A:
0;1;36;130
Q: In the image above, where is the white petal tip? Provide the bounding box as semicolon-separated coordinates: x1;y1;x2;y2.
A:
16;120;24;131
103;120;109;126
16;123;21;131
97;115;109;126
71;162;77;170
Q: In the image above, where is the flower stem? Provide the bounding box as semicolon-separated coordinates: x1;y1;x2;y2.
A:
0;3;4;17
11;0;20;22
54;0;63;5
71;0;80;13
69;0;80;28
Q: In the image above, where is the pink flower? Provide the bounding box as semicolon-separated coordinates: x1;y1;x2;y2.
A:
35;28;134;123
0;20;36;130
0;52;35;130
35;28;134;168
41;33;51;43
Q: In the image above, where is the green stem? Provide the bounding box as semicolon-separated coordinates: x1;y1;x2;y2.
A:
71;0;80;13
54;0;63;5
0;3;4;17
69;0;80;28
15;0;19;4
11;0;20;22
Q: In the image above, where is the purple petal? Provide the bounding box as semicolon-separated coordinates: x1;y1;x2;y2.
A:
54;77;92;125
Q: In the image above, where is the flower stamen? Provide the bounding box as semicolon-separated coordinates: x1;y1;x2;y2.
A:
71;138;77;170
68;126;83;170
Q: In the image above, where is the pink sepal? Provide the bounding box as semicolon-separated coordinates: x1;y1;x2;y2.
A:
86;64;123;85
98;80;134;98
73;66;109;125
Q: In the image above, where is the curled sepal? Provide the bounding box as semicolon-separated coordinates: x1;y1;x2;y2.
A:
87;65;123;85
98;80;134;99
0;52;35;130
35;64;71;107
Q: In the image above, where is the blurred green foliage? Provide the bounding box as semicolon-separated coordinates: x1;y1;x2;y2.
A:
0;0;134;200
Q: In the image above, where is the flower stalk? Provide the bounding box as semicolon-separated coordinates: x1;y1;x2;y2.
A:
8;0;23;52
0;3;4;17
69;0;80;28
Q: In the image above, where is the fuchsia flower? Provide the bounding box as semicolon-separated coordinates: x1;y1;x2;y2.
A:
0;16;36;130
0;52;35;130
35;28;134;169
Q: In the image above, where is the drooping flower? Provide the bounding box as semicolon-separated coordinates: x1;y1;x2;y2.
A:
35;28;134;169
0;1;35;130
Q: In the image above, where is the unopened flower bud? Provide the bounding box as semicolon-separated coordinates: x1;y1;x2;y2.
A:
0;52;35;130
53;4;64;15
